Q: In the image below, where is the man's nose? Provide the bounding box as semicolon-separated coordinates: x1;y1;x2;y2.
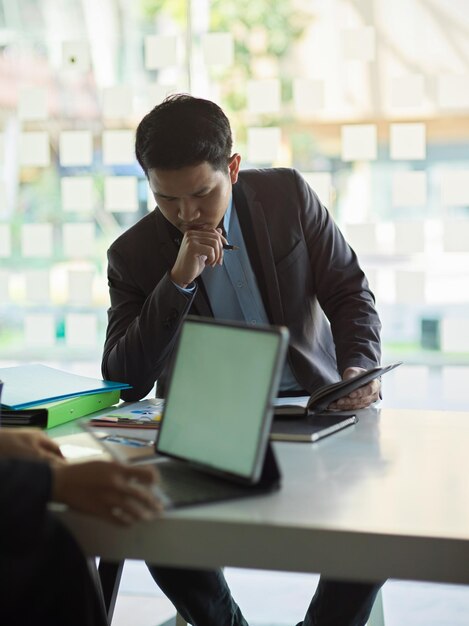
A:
178;200;200;222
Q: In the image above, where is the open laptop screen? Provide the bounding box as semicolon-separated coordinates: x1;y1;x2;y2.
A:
156;317;288;482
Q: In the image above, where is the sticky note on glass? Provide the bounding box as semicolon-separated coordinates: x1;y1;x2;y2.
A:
390;123;426;160
437;75;469;109
18;87;48;121
247;79;281;114
145;35;178;69
341;124;377;161
62;41;91;72
24;270;51;304
0;270;9;301
293;79;325;114
442;366;469;401
442;220;469;252
393;221;425;254
392;171;427;207
147;84;177;107
344;223;378;255
441;321;469;353
102;86;133;119
342;27;375;62
102;130;135;165
65;313;97;348
0;132;4;164
24;313;56;347
395;270;426;304
21;224;53;257
440;169;469;206
67;269;94;305
202;32;234;67
0;224;11;257
19;132;50;167
390;75;425;108
247;127;281;164
394;366;428;399
63;223;95;258
61;177;94;212
104;176;138;212
59;131;93;167
302;172;332;207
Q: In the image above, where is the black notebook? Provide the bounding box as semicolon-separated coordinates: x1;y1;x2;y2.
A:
275;361;403;417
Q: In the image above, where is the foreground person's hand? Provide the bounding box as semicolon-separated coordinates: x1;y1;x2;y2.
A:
0;428;65;464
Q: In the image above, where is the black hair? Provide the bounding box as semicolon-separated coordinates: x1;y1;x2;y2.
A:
135;94;233;175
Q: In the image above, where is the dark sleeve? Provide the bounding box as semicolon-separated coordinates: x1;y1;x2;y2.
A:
294;170;381;373
101;246;195;401
0;459;52;553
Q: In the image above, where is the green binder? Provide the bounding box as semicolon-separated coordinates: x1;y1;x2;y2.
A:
34;389;121;429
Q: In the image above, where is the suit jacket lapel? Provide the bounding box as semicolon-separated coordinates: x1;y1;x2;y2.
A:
155;210;213;317
233;181;284;324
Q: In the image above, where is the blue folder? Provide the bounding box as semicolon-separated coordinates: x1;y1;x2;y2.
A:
0;364;131;410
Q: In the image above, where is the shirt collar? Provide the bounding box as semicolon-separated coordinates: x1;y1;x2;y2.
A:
223;195;233;236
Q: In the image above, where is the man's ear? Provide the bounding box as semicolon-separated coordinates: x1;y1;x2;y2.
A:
228;153;241;184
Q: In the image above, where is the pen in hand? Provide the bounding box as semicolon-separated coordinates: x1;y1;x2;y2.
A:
222;244;239;251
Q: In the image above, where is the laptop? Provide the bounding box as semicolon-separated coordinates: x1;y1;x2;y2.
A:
109;316;288;509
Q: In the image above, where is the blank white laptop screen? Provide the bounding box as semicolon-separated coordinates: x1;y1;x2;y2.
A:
156;318;286;480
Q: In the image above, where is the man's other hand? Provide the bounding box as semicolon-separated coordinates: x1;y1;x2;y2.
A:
327;367;380;411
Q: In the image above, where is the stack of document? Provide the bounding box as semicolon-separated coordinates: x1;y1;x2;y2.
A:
0;364;131;429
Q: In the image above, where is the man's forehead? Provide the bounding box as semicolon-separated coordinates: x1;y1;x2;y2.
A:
148;163;221;195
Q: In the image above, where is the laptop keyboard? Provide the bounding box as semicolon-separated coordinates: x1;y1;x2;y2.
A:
156;459;251;508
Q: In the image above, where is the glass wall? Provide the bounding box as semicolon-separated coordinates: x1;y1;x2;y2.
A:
1;0;468;401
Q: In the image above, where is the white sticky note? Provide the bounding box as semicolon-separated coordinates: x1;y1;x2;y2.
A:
0;270;9;301
0;224;11;257
18;87;48;121
247;79;281;114
62;41;91;72
442;220;469;253
390;75;425;108
202;32;234;67
0;180;6;216
0;132;4;164
145;35;178;69
440;170;469;206
293;79;325;114
392;171;427;207
302;172;332;207
24;270;50;304
63;223;95;258
442;366;469;400
65;313;97;348
59;131;93;167
61;177;94;212
247;127;281;164
441;321;469;353
102;130;135;165
344;223;378;255
21;224;53;258
102;86;133;119
147;185;155;212
24;313;55;347
19;132;50;167
104;176;138;212
67;269;94;305
395;271;426;304
342;27;375;62
437;75;469;109
393;222;426;254
390;123;426;160
147;84;177;107
341;124;377;161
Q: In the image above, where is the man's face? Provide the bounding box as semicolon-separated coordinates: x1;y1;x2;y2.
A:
148;155;241;234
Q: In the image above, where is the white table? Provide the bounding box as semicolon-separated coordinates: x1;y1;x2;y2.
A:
57;408;469;586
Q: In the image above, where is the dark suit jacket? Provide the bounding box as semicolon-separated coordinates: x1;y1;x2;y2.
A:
102;168;381;400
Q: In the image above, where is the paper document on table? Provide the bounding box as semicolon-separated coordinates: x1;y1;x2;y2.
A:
88;398;164;428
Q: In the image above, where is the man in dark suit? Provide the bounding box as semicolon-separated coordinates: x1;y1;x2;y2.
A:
102;94;383;626
0;428;161;625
